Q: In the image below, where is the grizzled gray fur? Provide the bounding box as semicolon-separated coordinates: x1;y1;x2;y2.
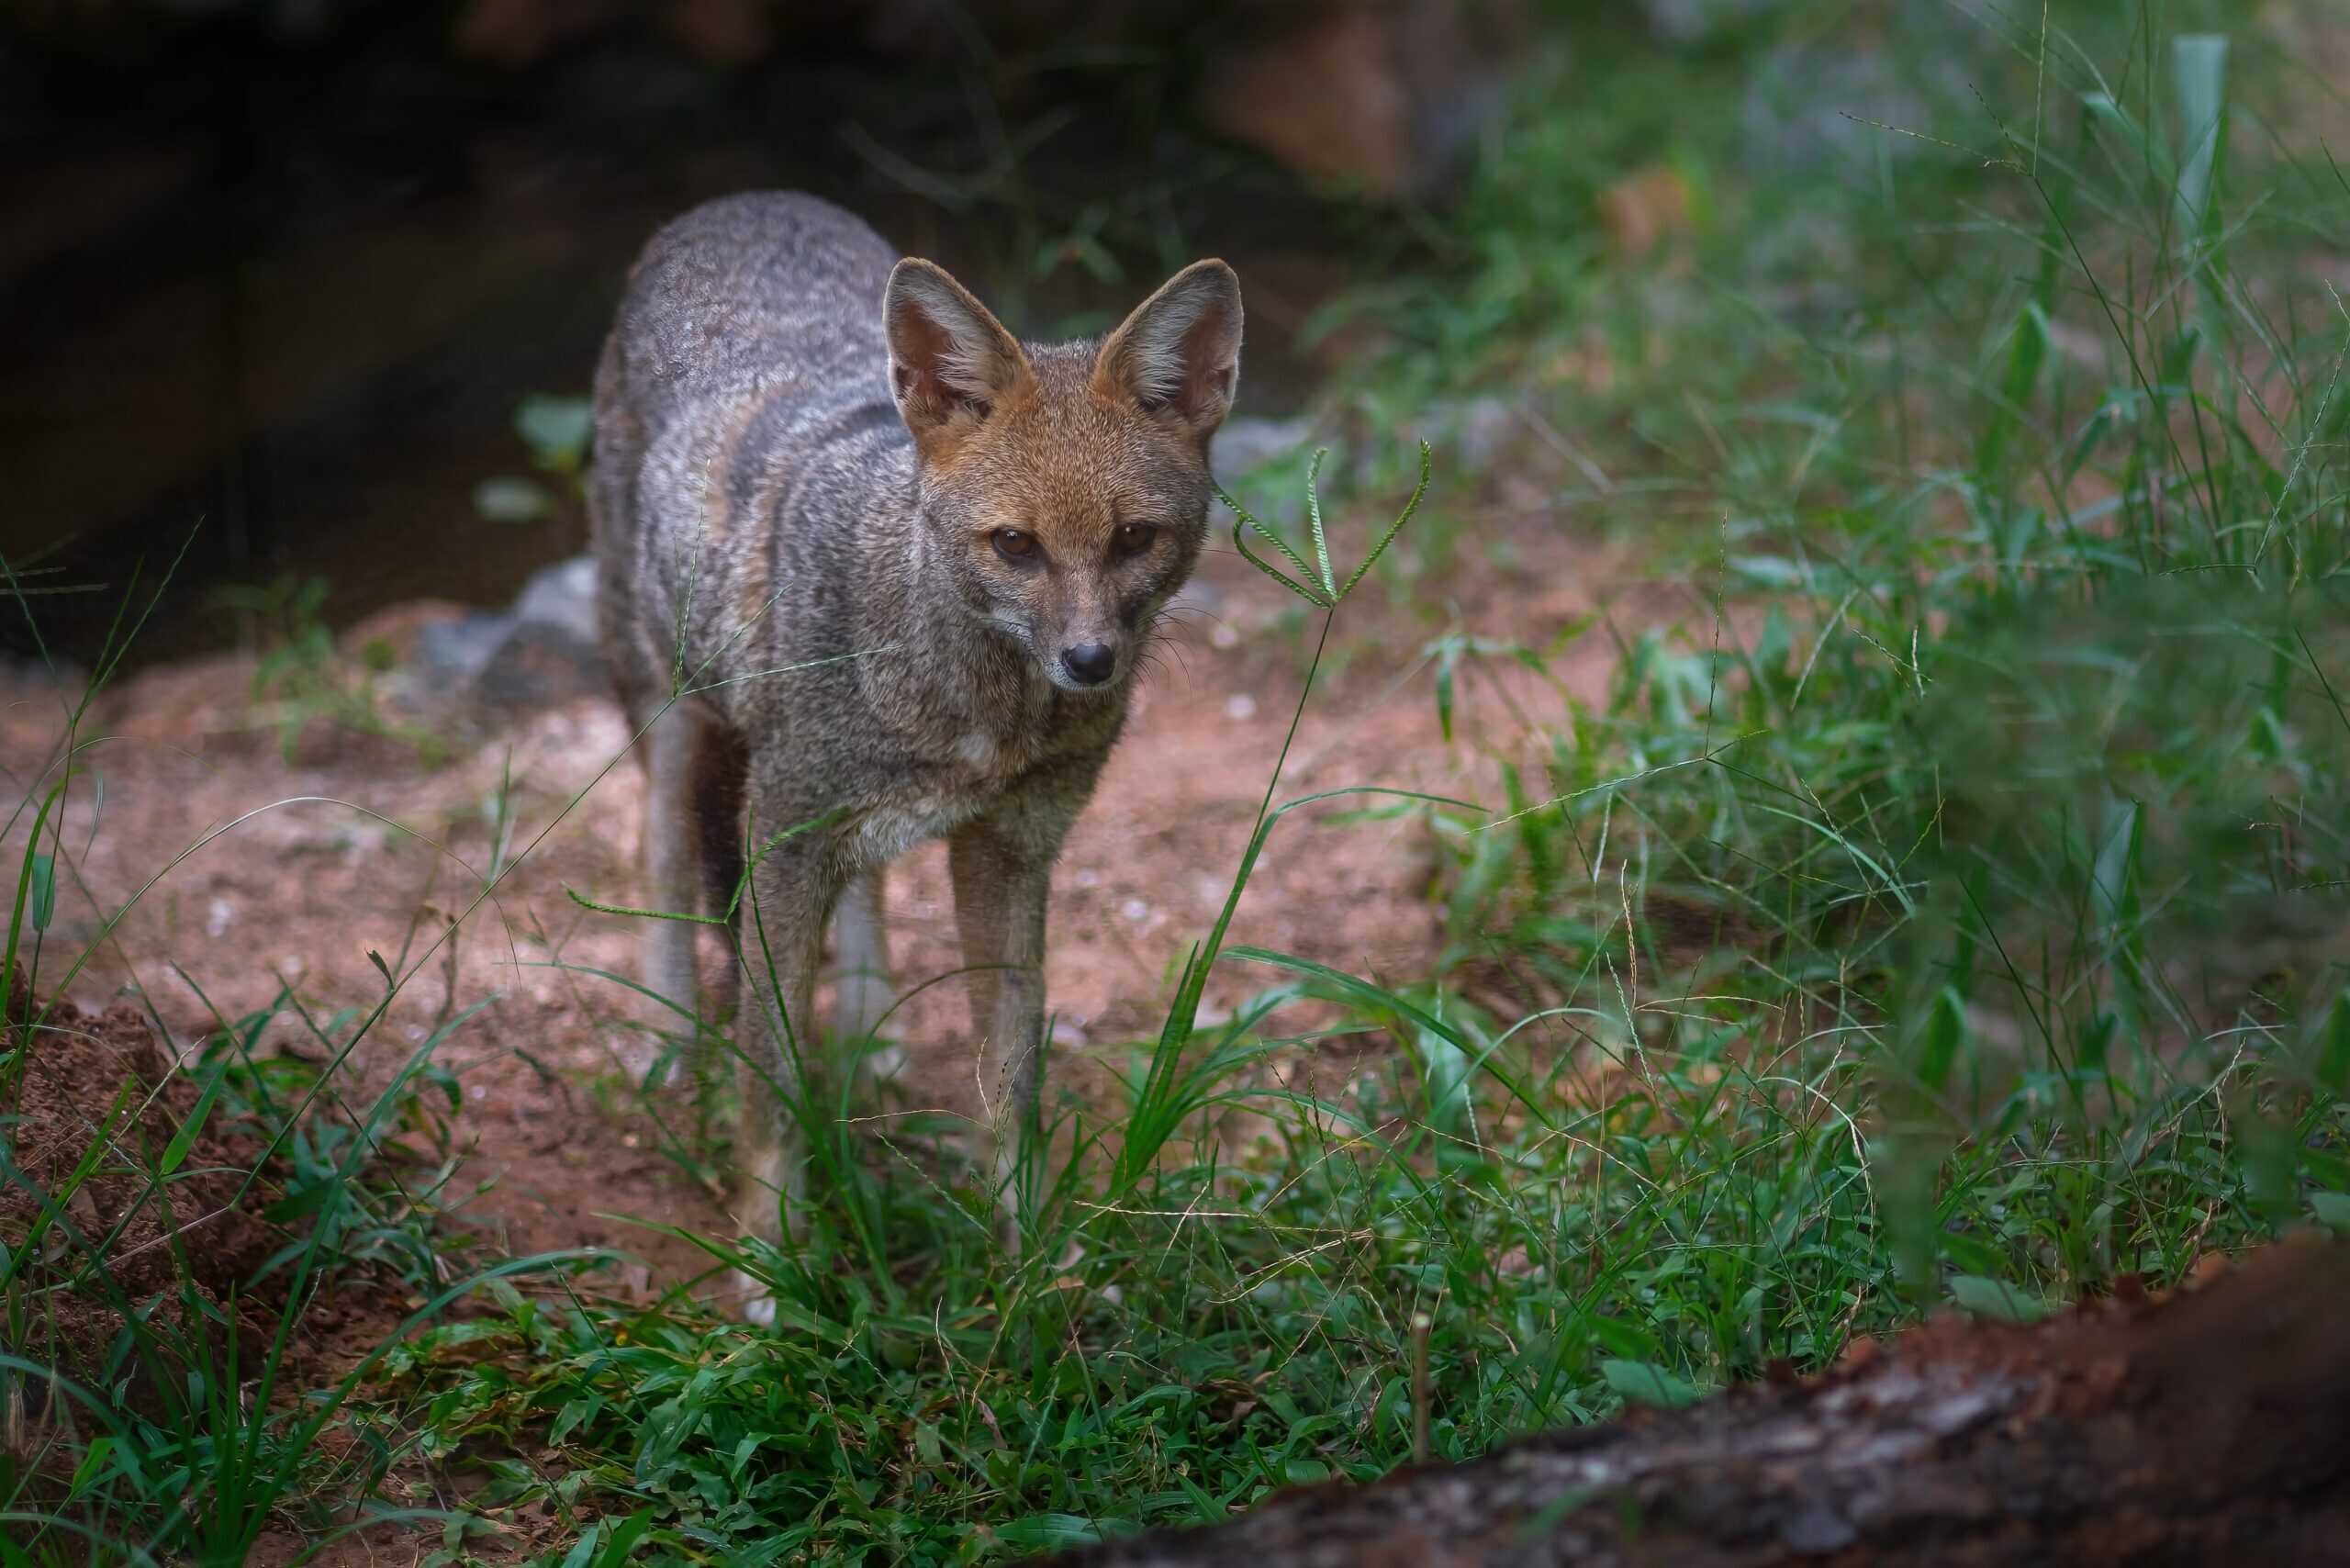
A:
590;192;1241;1314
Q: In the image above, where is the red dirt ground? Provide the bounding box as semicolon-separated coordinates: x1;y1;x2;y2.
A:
2;980;287;1402
2;518;1664;1331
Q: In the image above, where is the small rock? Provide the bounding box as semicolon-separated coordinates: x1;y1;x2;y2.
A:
414;610;515;688
510;554;599;645
468;556;606;710
206;897;233;937
1225;693;1258;722
476;618;607;710
406;554;605;712
1122;898;1151;924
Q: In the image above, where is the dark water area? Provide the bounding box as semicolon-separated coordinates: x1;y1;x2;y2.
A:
1;8;1390;669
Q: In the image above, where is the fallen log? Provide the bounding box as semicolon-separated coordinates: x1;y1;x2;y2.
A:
1036;1238;2350;1567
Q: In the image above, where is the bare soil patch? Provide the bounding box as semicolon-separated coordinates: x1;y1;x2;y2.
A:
2;523;1654;1323
2;980;283;1401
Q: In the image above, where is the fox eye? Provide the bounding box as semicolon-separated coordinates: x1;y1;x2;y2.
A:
991;529;1040;564
1111;522;1157;560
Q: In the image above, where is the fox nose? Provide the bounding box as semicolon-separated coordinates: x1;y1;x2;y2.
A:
1060;642;1116;686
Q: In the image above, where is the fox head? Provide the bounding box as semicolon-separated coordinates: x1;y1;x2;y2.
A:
883;255;1243;696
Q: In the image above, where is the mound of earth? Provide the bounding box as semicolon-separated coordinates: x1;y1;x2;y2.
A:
2;979;285;1403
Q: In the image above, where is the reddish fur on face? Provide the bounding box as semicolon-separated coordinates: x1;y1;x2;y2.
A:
941;351;1207;666
886;253;1240;686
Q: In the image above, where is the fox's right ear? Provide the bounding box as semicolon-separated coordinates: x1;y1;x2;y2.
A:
884;259;1030;458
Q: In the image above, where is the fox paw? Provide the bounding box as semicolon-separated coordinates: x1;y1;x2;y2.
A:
729;1268;778;1328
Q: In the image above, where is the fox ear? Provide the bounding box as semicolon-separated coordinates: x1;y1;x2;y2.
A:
1092;259;1243;444
884;259;1030;454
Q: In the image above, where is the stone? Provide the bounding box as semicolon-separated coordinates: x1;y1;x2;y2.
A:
408;554;605;711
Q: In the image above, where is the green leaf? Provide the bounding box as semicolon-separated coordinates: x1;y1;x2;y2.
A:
1601;1359;1704;1408
591;1507;654;1567
2082;93;2175;192
1413;1021;1472;1137
264;1175;345;1224
1918;987;1965;1092
2317;990;2350;1092
558;1521;604;1568
2159;325;2203;386
1727;554;1809;588
516;395;595;472
63;1435;116;1501
475;476;554;523
1304;445;1335;598
1940;1231;2005;1278
1977;301;2050;478
2309;1193;2350;1236
28;853;54;933
565;886;722;925
2170;35;2229;246
1587;1315;1662;1362
548;1393;600;1445
1218;441;1434;610
1947;1274;2055;1324
159;1065;226;1176
1434;644;1458;744
992;1514;1111;1551
1334;441;1434;603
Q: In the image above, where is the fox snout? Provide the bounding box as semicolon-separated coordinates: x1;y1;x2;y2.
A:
1060;641;1116;687
1035;578;1138;694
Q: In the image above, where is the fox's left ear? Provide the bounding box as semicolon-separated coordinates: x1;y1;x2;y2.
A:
1092;260;1243;445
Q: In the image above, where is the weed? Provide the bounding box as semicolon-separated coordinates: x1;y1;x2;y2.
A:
211;573;450;767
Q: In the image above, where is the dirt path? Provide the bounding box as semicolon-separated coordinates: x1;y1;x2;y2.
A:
2;521;1649;1313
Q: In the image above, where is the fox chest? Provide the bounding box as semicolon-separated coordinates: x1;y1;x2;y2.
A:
841;731;1040;865
846;792;980;867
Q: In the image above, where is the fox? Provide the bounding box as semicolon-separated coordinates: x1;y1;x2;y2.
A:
588;192;1242;1311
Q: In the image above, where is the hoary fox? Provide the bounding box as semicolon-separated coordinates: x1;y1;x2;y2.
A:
589;192;1241;1311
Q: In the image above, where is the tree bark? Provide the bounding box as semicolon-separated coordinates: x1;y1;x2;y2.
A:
1036;1238;2350;1568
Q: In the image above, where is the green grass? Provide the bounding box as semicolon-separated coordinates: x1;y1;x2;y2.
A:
8;1;2350;1561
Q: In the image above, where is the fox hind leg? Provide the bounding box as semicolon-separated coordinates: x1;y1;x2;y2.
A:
638;700;746;1081
692;713;751;1033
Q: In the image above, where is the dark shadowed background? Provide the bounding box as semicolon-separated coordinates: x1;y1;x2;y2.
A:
2;0;1539;666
